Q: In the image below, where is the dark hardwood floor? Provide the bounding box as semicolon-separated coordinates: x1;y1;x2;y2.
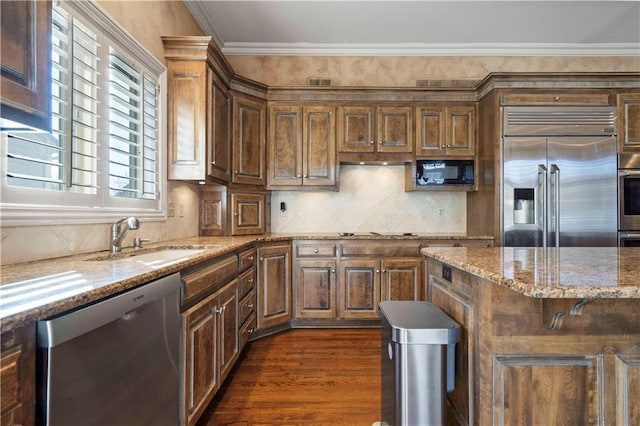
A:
197;328;382;426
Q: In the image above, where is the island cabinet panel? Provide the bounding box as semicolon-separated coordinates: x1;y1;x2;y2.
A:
257;243;292;330
295;260;337;319
233;96;266;186
615;354;640;425
426;256;640;426
493;354;602;425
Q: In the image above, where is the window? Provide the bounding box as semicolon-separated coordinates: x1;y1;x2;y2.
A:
1;1;166;225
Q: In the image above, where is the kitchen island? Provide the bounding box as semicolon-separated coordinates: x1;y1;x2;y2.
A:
422;247;640;426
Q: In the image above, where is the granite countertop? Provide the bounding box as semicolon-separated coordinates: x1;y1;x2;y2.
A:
0;233;492;332
422;246;640;299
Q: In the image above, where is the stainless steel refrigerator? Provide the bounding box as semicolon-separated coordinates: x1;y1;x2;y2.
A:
502;106;617;247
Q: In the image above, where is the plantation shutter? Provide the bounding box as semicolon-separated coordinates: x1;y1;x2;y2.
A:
108;51;158;200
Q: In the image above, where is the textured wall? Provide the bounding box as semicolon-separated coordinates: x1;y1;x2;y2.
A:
227;55;640;87
1;1;204;265
270;166;466;234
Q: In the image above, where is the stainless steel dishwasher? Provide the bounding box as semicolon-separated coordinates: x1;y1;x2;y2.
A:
36;273;182;426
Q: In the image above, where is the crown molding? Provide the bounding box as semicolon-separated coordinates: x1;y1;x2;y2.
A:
221;42;640;57
183;0;225;50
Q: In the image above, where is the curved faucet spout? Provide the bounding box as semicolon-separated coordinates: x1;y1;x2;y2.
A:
110;217;140;252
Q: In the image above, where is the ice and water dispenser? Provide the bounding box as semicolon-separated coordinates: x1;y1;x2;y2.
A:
513;188;535;225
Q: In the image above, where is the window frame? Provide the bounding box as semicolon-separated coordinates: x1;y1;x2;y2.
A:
0;0;167;226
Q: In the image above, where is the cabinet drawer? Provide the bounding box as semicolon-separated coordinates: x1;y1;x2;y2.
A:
340;242;421;257
239;313;257;350
239;248;256;272
295;242;337;257
501;93;611;106
238;267;256;299
240;289;256;325
182;255;238;304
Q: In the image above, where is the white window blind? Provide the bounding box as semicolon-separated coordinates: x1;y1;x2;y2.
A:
1;1;165;225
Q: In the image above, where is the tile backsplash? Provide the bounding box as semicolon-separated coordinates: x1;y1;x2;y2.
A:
270;165;466;234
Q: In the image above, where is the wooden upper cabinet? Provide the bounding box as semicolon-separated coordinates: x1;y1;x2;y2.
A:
229;191;266;236
416;104;476;157
207;70;231;181
164;36;232;182
0;0;52;132
376;106;413;153
618;93;640;152
268;104;336;189
233;96;266;186
338;105;413;154
338;106;375;153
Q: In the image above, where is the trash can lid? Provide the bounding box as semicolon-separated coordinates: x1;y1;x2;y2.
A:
379;301;460;345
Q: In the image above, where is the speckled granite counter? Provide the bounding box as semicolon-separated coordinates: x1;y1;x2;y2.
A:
0;233;492;332
422;246;640;298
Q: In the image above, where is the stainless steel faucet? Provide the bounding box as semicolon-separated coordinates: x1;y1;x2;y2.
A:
110;217;140;253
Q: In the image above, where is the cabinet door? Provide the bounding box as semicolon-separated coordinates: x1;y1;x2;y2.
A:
167;59;207;180
415;106;446;156
233;96;266;186
377;106;413;153
268;105;303;186
303;106;336;186
618;93;640;152
217;279;239;383
445;105;476;156
207;70;231;182
257;243;292;329
338;259;380;319
337;106;375;153
0;0;51;132
428;273;475;426
183;295;218;426
295;259;337;319
380;258;421;301
0;325;35;426
199;185;226;236
230;192;265;235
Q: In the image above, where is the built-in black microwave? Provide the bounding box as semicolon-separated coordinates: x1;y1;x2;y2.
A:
416;159;474;186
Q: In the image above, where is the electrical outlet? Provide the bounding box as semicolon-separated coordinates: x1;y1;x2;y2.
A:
167;201;175;218
438;208;445;217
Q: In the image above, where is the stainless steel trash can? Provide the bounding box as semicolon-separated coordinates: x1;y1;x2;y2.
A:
379;301;460;426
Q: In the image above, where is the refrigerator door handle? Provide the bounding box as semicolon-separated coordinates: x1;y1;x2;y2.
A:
551;164;560;248
538;164;548;248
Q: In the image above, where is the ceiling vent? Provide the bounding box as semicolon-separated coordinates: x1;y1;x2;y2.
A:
308;78;332;87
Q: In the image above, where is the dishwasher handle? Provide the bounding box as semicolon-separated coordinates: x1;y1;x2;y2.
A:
37;272;182;348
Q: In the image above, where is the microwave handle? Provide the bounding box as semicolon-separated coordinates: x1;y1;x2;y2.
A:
538;164;548;248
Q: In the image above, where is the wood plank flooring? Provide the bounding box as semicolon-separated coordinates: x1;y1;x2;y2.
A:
197;328;382;426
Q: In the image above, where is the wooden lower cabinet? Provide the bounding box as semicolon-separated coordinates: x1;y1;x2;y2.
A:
182;279;239;426
338;259;381;319
427;257;640;425
295;259;337;319
1;325;35;426
257;243;292;330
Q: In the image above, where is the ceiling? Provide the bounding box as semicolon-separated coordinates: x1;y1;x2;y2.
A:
184;1;640;56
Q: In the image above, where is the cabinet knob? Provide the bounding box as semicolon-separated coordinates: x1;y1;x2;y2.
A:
297;174;301;178
214;306;225;314
314;249;319;253
248;256;254;261
370;140;374;144
211;161;216;165
554;96;560;101
235;170;239;174
376;269;381;273
247;303;254;309
248;328;255;334
441;145;446;148
379;140;383;145
249;278;254;283
447;145;451;148
303;174;308;178
331;269;336;273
